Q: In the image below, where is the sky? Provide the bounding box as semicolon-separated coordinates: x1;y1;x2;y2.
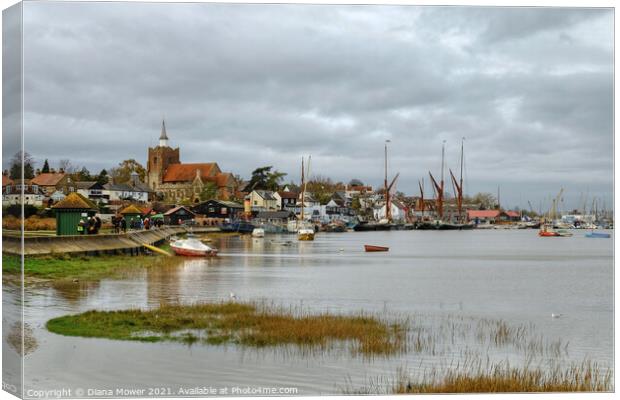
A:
3;2;614;211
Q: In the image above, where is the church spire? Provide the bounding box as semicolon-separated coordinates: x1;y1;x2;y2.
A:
159;119;169;147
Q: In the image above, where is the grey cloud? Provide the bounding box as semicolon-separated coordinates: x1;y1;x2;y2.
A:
9;2;613;210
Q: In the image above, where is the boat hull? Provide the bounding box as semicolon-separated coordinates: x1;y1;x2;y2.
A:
585;232;610;238
364;245;389;252
170;245;218;257
298;232;315;241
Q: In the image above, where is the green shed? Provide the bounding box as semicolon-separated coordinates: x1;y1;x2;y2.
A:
51;192;98;236
120;204;143;226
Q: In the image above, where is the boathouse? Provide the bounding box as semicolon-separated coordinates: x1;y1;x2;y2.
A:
192;199;243;219
51;192;98;236
164;205;196;225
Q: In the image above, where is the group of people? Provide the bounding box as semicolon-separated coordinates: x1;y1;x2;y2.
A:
110;215;164;233
76;215;166;235
77;215;102;235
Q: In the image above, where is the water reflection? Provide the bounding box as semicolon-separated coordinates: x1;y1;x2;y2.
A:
13;230;614;394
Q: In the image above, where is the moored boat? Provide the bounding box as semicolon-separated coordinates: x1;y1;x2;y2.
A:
364;245;389;252
585;231;610;238
170;234;218;256
297;227;315;241
252;228;265;238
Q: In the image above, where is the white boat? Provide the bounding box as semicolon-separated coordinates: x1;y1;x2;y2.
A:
252;228;265;238
170;234;218;257
297;226;315;241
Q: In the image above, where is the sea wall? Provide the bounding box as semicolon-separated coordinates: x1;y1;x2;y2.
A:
2;227;220;256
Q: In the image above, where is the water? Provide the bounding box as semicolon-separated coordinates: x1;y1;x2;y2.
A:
7;230;613;395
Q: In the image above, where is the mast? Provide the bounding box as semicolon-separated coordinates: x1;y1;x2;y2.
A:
459;137;464;222
300;157;305;221
385;140;391;221
497;185;501;210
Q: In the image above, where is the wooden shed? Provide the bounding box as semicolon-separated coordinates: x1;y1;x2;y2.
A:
51;192;98;236
120;204;144;226
163;205;195;225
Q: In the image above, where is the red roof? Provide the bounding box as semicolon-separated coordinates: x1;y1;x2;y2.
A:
467;210;501;219
505;210;520;218
277;191;298;199
163;163;218;183
31;173;66;186
2;175;13;187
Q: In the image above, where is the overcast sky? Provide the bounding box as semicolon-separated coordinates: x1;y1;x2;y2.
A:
4;2;614;211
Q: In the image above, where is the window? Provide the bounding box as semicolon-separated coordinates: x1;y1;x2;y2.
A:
153;157;158;166
222;207;227;215
5;186;10;194
209;207;215;213
254;201;258;205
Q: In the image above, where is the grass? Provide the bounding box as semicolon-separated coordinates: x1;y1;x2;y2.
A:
343;361;612;394
2;252;175;282
392;362;612;393
46;301;407;356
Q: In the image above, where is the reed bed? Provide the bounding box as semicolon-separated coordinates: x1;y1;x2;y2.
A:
393;361;612;393
343;358;612;394
46;301;408;357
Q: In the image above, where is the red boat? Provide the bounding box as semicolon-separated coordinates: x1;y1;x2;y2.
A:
538;230;560;237
364;245;389;252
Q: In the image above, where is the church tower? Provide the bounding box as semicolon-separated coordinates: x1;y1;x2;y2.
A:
147;119;180;191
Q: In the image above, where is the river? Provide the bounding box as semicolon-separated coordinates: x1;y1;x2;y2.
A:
6;229;614;395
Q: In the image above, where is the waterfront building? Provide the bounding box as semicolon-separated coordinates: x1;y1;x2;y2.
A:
146;120;235;203
192;199;244;220
51;192;98;236
163;205;196;225
373;200;408;222
246;190;278;211
467;209;517;224
273;190;298;210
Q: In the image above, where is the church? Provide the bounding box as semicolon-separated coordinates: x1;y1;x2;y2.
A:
146;121;235;203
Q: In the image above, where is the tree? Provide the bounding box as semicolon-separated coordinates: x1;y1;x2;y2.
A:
58;159;75;174
245;166;286;192
109;159;147;184
9;151;35;179
41;159;50;173
306;175;337;205
77;167;92;181
469;192;497;210
199;182;219;201
96;169;109;185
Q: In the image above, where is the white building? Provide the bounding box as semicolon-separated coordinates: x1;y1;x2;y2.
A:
373;201;408;223
2;184;46;207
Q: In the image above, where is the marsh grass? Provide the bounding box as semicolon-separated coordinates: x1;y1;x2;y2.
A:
343;359;612;394
392;361;612;393
46;301;408;357
2;253;181;282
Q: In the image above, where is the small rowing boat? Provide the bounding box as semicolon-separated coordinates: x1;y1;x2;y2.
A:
364;245;389;252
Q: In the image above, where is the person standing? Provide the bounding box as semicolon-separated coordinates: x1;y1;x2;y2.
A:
94;216;102;234
77;219;86;235
120;218;127;233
